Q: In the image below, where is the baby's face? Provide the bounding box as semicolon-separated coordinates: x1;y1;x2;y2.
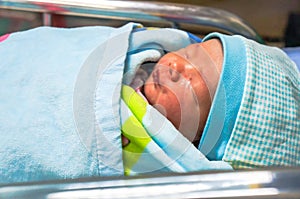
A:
144;39;223;142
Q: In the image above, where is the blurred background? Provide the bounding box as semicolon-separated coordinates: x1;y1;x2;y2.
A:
1;0;300;47
138;0;300;47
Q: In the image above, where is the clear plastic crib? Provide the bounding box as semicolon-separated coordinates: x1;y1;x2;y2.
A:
0;1;299;198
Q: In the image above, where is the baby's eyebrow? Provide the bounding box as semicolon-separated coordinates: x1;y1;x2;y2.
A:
179;49;189;60
182;50;189;59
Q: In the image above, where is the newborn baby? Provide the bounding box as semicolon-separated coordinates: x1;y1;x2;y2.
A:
123;38;223;146
125;32;300;169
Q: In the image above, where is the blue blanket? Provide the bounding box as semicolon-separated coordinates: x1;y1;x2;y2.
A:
0;24;135;183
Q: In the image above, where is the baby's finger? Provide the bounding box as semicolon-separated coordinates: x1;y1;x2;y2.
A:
121;135;130;147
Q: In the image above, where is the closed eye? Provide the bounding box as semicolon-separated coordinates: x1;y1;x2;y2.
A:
184;51;189;59
189;83;198;104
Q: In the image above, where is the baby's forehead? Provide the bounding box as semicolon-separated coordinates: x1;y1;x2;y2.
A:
175;43;205;56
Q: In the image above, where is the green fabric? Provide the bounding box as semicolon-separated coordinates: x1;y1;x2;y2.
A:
121;85;151;175
121;85;233;175
121;85;147;121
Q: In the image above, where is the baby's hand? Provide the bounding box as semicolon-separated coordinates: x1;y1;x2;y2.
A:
129;68;149;90
121;135;130;147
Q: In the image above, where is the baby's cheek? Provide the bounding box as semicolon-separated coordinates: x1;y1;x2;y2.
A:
152;104;167;117
167;107;182;130
144;83;182;129
143;84;157;104
158;94;182;129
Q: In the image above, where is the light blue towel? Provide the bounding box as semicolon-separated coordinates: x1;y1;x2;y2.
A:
198;33;247;160
0;23;135;183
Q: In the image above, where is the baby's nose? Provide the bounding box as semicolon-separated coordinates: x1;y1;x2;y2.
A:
169;68;180;82
167;59;186;82
158;52;187;82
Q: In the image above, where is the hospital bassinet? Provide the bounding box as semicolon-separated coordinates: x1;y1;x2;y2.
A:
0;0;299;198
